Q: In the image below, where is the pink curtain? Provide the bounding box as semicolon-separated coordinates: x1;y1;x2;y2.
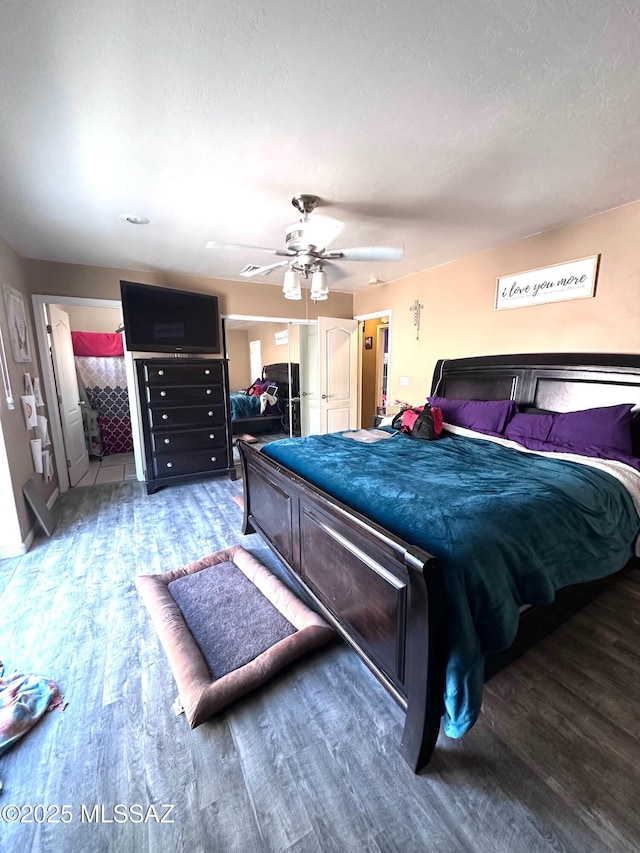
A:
71;331;124;357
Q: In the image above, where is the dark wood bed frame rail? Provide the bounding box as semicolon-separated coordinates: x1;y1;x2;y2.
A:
238;353;640;772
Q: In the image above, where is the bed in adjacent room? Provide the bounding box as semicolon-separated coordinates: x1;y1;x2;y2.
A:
230;382;284;436
230;362;300;438
237;353;640;772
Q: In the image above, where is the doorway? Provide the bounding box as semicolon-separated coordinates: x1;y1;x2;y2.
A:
249;339;262;385
355;310;392;428
32;294;143;493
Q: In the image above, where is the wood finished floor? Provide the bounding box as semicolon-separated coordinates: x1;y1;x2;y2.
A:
1;476;639;853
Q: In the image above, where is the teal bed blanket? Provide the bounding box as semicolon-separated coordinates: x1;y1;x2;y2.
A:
230;392;261;420
262;430;640;737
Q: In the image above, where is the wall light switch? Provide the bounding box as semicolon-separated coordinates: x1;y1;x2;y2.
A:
399;376;410;387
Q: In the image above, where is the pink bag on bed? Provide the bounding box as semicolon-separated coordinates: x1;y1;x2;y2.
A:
246;379;269;397
392;404;443;440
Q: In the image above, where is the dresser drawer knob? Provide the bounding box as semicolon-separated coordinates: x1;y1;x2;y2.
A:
158;370;164;376
210;456;216;462
163;438;171;445
207;410;214;416
209;433;215;439
162;414;169;420
160;390;166;397
206;388;212;395
166;462;173;468
205;369;211;375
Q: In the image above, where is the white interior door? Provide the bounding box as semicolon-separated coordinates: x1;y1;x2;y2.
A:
318;317;359;434
249;339;262;382
49;305;89;486
299;324;319;436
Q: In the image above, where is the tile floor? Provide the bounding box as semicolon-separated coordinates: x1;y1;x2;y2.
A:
74;452;137;487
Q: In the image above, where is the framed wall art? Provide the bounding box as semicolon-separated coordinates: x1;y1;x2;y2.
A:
2;283;32;361
495;255;599;311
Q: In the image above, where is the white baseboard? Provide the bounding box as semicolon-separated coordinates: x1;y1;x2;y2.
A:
0;487;60;560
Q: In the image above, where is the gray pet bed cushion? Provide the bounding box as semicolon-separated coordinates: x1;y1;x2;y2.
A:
135;546;335;727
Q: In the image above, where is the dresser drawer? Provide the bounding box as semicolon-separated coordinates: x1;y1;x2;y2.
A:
146;362;223;384
152;449;228;477
150;427;226;453
148;403;225;428
147;384;223;404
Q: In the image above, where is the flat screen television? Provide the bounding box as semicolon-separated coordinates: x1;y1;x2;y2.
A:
120;280;221;354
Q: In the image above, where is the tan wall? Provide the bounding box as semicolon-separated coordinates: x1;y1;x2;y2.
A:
253;322;298;367
0;237;58;544
226;320;302;390
226;328;251;390
63;304;123;333
24;260;354;321
354;200;640;405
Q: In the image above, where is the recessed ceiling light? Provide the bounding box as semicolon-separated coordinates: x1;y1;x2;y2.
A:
119;213;149;225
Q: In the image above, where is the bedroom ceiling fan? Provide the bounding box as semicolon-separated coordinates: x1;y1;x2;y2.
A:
206;194;404;300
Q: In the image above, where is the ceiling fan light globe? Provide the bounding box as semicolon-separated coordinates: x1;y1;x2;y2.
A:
283;269;302;300
310;269;329;301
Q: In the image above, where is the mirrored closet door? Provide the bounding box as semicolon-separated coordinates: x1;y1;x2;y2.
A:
223;318;318;440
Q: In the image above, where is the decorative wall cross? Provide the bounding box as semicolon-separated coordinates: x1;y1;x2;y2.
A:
409;299;424;340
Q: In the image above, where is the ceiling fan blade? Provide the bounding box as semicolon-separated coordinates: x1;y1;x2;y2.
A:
240;261;288;278
320;260;350;282
323;246;404;262
206;240;294;257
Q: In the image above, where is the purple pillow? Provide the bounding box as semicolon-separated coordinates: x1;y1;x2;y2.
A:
502;404;636;465
428;396;517;435
504;413;555;444
548;404;634;456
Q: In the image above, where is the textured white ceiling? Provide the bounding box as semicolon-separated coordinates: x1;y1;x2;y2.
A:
1;1;640;293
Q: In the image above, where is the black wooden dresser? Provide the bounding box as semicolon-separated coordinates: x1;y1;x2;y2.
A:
135;358;235;493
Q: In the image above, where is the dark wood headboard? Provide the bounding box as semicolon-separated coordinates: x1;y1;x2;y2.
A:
262;362;300;399
431;353;640;456
432;353;640;412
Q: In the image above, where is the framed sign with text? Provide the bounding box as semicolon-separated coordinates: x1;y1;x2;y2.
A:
2;283;32;361
495;255;599;311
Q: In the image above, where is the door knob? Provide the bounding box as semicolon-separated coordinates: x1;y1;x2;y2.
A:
321;394;328;399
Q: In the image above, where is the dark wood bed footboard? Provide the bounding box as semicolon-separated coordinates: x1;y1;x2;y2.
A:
232;413;282;436
238;439;448;772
